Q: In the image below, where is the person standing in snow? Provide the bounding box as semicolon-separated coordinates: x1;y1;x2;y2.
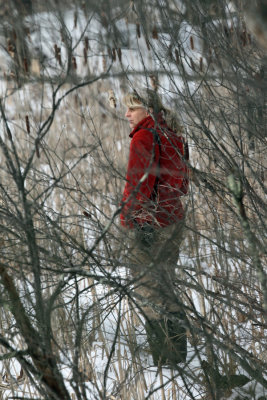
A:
120;89;189;366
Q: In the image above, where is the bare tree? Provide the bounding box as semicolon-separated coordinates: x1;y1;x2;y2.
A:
0;0;266;399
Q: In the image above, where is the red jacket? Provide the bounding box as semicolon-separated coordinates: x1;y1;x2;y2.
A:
120;115;189;228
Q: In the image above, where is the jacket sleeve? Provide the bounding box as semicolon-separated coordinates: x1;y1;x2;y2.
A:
120;129;159;227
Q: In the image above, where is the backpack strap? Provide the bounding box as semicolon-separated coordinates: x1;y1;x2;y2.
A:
183;137;189;161
148;128;161;201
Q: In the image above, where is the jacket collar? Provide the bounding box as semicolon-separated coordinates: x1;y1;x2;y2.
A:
129;114;165;138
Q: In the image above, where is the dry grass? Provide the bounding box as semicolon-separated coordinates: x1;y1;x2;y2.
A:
0;64;266;400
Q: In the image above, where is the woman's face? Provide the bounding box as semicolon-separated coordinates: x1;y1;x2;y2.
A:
125;107;148;129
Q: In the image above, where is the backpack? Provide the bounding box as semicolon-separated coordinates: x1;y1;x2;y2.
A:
153;127;189;197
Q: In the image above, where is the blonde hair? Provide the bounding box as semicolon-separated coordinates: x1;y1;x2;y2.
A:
123;92;145;109
123;89;165;112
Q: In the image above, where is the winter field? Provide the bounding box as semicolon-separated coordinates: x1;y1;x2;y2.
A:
0;2;266;399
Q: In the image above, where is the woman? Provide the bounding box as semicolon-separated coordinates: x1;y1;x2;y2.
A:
120;89;189;366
